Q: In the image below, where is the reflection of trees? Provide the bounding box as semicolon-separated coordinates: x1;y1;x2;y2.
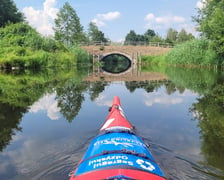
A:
0;72;53;151
166;67;224;170
125;80;183;94
165;67;217;94
89;81;108;101
56;80;88;122
55;80;108;122
164;81;185;95
0;68;83;151
191;84;224;171
0;103;25;151
125;81;157;92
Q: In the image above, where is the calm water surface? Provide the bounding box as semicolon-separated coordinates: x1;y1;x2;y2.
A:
0;65;224;180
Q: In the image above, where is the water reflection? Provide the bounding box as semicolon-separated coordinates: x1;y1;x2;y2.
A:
191;84;224;173
101;53;131;73
0;66;224;179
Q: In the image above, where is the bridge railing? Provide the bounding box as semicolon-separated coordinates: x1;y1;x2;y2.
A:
80;41;173;48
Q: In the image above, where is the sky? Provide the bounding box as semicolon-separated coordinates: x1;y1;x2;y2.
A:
14;0;204;42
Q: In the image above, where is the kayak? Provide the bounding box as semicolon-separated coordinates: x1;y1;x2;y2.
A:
69;96;166;180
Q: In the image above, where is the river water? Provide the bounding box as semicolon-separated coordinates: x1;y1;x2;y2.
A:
0;63;224;180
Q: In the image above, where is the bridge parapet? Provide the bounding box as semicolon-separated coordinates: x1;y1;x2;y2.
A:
82;45;171;57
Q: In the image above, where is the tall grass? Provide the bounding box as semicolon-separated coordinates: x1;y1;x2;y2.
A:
165;39;218;66
141;55;166;66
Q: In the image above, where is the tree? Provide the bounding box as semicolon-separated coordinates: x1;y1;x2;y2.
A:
194;0;224;56
144;29;156;42
124;30;137;45
88;22;108;43
177;29;194;43
166;28;178;44
0;0;24;27
54;2;85;46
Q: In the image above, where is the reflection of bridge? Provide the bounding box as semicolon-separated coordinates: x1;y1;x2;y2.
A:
84;65;168;82
82;45;170;82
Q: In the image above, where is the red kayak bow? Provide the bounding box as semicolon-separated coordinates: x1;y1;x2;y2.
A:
100;96;133;131
69;96;166;180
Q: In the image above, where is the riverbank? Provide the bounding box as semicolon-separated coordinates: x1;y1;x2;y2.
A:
0;23;90;70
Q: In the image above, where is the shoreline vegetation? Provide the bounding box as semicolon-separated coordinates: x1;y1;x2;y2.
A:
0;23;222;70
0;26;218;70
0;23;90;70
1;0;224;71
142;39;222;69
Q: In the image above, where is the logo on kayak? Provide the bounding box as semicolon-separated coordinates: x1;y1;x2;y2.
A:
94;137;146;148
75;154;160;176
99;139;133;147
136;159;155;171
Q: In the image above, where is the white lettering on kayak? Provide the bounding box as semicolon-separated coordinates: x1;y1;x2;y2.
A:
94;137;146;148
100;118;115;130
88;155;133;169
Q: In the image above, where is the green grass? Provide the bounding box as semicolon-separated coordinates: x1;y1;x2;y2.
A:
165;39;218;66
141;55;166;66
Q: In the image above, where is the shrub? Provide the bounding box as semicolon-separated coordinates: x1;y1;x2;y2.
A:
165;39;218;66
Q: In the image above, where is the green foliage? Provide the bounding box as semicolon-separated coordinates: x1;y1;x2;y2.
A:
141;55;166;66
165;66;218;94
124;28;194;45
166;28;178;44
0;23;63;52
191;83;224;170
54;2;86;46
165;39;218;66
0;0;24;27
144;29;156;42
69;46;91;65
88;22;108;43
166;28;195;45
194;0;224;56
124;29;156;45
0;23;80;69
124;30;138;45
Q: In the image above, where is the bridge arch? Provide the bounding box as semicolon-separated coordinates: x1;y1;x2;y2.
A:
100;52;133;74
100;51;133;63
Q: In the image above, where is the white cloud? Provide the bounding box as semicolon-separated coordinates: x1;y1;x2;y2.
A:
91;11;121;27
23;0;58;36
92;18;106;27
145;13;155;21
97;11;121;21
144;92;183;106
145;13;186;28
95;95;112;107
196;0;206;9
29;93;61;120
144;13;199;36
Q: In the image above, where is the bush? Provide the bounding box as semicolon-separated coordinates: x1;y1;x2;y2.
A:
165;39;218;66
0;23;78;69
141;55;166;66
69;46;91;64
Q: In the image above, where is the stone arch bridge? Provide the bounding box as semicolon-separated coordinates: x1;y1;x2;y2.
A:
82;44;171;82
82;44;171;64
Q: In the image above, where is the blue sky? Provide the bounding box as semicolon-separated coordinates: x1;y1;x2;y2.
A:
14;0;203;42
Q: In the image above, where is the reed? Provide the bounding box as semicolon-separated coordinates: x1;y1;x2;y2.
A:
165;39;218;66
